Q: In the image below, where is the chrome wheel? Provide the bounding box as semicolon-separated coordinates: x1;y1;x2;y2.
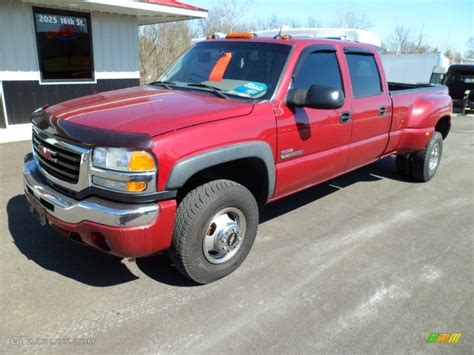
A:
203;207;246;264
429;143;440;171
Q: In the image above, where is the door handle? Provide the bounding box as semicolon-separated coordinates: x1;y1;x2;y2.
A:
340;112;351;123
378;106;387;116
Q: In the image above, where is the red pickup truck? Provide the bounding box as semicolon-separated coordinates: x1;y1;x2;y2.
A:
23;34;452;284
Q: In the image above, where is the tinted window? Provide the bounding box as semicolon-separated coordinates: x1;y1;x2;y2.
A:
160;42;291;100
346;54;382;97
33;8;93;81
293;51;343;91
445;70;474;85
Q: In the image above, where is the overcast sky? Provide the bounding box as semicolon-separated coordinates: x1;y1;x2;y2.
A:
189;0;473;53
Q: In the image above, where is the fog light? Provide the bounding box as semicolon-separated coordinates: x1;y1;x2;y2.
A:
127;181;147;192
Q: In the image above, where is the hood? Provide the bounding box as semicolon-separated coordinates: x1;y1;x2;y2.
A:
35;86;254;147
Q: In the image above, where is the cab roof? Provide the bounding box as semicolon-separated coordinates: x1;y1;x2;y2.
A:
201;36;378;52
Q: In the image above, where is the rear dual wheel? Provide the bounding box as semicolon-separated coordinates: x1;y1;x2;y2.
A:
395;132;443;182
169;180;259;284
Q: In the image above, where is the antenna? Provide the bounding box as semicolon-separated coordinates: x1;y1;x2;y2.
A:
273;26;283;39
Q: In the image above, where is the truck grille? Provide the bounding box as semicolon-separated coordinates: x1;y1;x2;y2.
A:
32;131;82;183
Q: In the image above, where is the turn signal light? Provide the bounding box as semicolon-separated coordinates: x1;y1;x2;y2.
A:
225;32;256;39
92;176;148;193
129;151;156;172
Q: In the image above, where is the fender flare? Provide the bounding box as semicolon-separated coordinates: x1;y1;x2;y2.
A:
166;141;275;202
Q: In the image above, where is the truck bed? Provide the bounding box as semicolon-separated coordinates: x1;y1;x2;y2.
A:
388;83;450;141
388;82;444;94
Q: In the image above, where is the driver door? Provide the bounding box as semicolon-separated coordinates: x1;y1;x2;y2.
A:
274;45;352;198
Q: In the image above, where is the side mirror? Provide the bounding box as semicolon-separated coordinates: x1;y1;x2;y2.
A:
287;84;344;110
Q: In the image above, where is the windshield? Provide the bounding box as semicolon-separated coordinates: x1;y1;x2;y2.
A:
157;41;292;100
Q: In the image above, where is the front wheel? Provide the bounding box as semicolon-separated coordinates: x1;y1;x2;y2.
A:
411;132;443;182
169;180;259;284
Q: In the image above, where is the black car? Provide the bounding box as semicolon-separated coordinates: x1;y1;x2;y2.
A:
443;64;474;113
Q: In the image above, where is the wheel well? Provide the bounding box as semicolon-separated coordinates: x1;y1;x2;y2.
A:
435;116;451;139
176;158;269;206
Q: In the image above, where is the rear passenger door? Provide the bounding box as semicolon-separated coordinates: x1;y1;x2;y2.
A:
344;48;391;170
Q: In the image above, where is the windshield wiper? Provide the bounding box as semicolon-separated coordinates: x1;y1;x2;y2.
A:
185;83;230;99
148;80;179;90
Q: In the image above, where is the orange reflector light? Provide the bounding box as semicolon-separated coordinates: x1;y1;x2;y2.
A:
225;32;256;39
128;151;156;171
425;132;431;136
209;52;232;81
127;181;147;192
281;34;292;40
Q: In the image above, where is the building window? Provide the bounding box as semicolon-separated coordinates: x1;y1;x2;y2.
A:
33;7;94;81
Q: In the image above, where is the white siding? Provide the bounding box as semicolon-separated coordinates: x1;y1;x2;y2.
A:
91;12;139;75
0;1;139;79
0;1;38;73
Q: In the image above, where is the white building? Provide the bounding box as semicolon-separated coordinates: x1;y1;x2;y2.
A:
0;0;207;133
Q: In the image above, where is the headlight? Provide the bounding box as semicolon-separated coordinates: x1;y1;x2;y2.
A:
93;147;156;172
92;147;156;193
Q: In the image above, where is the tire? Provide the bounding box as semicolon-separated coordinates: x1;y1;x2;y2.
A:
395;154;411;177
169;179;259;284
411;132;443;182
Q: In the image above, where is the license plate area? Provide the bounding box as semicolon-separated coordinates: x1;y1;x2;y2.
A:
25;189;48;226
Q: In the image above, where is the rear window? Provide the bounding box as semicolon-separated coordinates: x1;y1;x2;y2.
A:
346;53;382;98
445;70;474;85
159;41;291;100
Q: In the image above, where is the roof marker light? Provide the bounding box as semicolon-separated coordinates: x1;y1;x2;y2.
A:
225;32;256;39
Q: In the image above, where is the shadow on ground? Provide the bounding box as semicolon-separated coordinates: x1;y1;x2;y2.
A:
7;156;405;286
136;255;198;287
260;156;408;223
7;195;139;287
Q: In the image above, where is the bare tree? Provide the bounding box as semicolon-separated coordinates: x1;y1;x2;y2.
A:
329;10;373;29
465;37;474;59
444;48;462;64
253;15;321;31
385;26;436;54
306;16;321;28
139;0;251;83
139;21;193;83
196;0;250;36
253;15;283;30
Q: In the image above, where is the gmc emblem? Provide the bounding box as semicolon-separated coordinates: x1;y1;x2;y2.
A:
37;143;58;163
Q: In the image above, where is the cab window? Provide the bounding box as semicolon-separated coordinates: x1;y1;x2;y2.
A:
345;53;382;98
292;51;344;92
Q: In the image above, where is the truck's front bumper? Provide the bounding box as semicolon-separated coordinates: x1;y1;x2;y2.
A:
23;156;177;257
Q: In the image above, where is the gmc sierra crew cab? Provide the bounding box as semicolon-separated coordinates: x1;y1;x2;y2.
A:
23;33;452;284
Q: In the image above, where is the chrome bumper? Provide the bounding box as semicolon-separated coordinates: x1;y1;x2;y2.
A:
23;157;159;227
